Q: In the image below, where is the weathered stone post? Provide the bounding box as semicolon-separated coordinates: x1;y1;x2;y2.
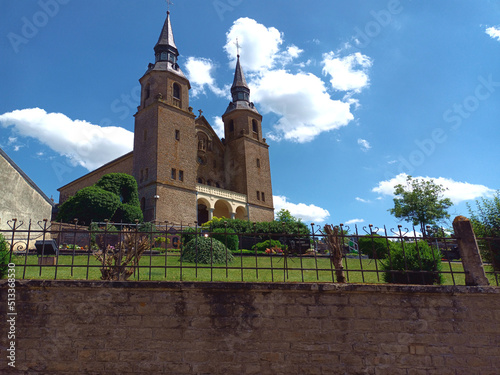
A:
452;216;489;286
323;225;346;283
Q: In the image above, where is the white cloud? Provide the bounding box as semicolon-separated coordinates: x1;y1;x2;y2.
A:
212;116;225;139
372;173;495;204
273;195;330;223
355;197;370;203
0;108;133;170
221;18;370;143
486;26;500;41
185;57;227;98
345;218;364;225
322;52;372;92
252;70;354;142
224;17;283;72
357;138;371;152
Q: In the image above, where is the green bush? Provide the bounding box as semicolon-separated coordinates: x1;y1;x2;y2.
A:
0;234;10;278
358;234;391;259
181;237;234;264
96;173;140;206
202;217;310;236
381;241;444;285
252;239;283;253
181;227;199;245
210;228;239;251
57;186;121;225
113;203;143;223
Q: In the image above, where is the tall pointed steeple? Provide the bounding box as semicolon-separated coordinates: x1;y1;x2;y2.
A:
231;55;250;102
224;55;258;116
154;11;179;66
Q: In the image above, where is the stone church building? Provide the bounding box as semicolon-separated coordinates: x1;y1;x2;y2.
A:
58;12;274;225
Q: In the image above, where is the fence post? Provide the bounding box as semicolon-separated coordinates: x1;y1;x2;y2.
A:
452;216;489;286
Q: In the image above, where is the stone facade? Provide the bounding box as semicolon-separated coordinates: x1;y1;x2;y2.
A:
57;12;274;225
2;280;499;374
0;148;53;234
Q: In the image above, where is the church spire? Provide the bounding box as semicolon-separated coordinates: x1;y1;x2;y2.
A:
154;11;179;66
230;55;250;102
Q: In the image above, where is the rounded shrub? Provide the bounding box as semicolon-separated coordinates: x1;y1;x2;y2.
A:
181;227;199;245
181;237;234;264
210;228;239;251
381;241;444;285
358;234;390;259
113;203;144;223
57;186;120;225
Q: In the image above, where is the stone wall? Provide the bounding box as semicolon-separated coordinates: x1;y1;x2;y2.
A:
1;281;499;374
0;151;52;237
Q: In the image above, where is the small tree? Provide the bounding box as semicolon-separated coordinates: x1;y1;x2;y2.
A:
468;191;500;271
389;175;453;235
57;173;143;224
57;186;121;225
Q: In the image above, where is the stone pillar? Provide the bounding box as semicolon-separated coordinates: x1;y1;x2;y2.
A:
452;216;489;286
208;208;214;221
230;212;236;220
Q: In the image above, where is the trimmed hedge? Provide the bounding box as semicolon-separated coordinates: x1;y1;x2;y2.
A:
210;228;239;251
381;241;444;285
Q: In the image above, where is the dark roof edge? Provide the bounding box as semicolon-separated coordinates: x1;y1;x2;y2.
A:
0;147;54;206
57;151;134;191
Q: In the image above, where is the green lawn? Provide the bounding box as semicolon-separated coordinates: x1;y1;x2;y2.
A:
9;253;495;286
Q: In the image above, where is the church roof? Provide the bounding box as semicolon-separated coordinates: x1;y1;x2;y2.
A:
155;11;177;52
231;56;249;90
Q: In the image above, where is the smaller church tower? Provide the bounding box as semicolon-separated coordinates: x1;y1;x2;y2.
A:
132;11;197;223
222;55;274;222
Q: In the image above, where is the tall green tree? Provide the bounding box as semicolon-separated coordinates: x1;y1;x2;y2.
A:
467;191;500;270
389;175;453;235
275;209;301;224
57;173;143;225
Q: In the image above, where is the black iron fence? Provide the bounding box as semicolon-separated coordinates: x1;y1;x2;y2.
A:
1;218;498;286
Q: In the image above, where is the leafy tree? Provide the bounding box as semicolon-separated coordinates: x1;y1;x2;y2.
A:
57;173;143;225
467;191;500;271
275;209;300;224
96;173;140;206
389;175;453;235
57;186;121;225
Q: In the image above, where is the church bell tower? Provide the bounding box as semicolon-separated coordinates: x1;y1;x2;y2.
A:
132;11;197;224
222;55;274;222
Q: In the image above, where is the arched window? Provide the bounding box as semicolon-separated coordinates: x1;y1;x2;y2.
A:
140;197;146;212
229;120;234;132
173;83;181;99
145;84;150;100
252;119;258;133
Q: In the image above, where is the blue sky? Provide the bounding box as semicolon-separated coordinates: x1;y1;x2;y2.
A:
1;0;499;231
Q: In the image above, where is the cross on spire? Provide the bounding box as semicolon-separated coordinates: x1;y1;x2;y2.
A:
235;38;240;57
166;0;173;12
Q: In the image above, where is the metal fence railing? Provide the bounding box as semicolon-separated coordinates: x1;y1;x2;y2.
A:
1;219;498;286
